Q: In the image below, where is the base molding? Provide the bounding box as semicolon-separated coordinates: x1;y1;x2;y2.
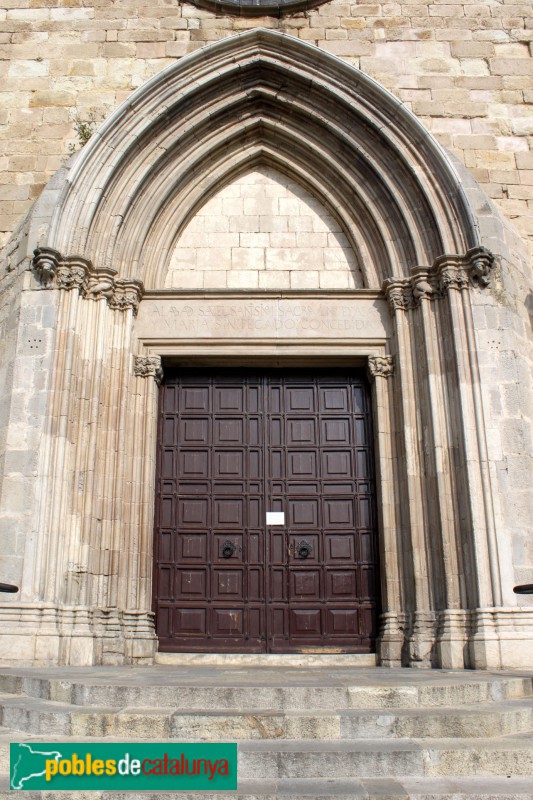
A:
1;604;533;668
382;608;533;670
0;604;157;666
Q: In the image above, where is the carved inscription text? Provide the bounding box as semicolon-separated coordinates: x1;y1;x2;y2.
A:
136;298;389;340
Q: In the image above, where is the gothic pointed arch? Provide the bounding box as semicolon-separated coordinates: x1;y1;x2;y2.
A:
2;26;531;672
47;28;479;290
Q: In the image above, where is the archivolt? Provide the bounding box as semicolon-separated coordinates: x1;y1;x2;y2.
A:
48;29;479;290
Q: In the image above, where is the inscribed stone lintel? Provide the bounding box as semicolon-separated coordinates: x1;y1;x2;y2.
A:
134;296;391;341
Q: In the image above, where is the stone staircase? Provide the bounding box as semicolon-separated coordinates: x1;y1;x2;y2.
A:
0;666;533;798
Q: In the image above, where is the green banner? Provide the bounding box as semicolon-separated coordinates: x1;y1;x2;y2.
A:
10;742;237;791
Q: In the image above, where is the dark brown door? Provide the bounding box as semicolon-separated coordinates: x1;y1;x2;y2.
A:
153;369;379;653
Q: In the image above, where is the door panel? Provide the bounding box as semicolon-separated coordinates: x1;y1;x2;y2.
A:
153;368;379;652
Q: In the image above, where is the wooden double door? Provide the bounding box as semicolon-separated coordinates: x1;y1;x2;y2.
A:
153;368;379;652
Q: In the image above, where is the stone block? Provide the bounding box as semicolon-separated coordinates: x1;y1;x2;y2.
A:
172;271;203;289
0;475;33;513
322;39;373;57
221;197;243;216
203;272;227;289
319;272;351;289
244;197;278;216
230;247;265;270
258;271;290;289
8;61;49;79
3;448;38;475
205;232;239;248
269;233;296;248
290;271;320;289
323;248;351;268
226;270;259;289
288;216;314;232
0;515;17;554
196;248;229;270
451;42;495;58
170;247;196;266
239;233;269;248
29;90;76;107
0;634;34;661
231;215;259;233
515;151;533;169
135;43;166;59
100;43;135;58
6;8;50;21
202;216;229;233
265;248;320;270
296;232;329;248
165;42;189;57
490;58;533;75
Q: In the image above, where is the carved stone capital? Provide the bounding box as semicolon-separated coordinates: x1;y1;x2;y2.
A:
32;248;144;313
433;246;496;294
412;268;435;302
55;258;90;292
33;247;61;288
438;266;469;293
468;246;495;288
109;279;144;315
383;247;496;313
383;279;415;314
84;267;117;302
367;355;394;380
133;355;164;385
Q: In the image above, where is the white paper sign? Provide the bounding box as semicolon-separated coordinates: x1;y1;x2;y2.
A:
266;512;285;526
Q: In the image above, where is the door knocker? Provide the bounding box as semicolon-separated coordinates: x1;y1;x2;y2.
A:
221;540;236;559
296;541;312;559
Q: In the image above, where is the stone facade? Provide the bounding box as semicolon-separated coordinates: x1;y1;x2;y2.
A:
0;0;532;259
0;4;532;669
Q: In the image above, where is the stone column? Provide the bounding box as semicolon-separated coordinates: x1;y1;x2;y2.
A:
109;353;163;664
20;248;154;665
382;247;507;669
383;280;435;667
412;268;465;668
367;354;403;667
436;252;503;668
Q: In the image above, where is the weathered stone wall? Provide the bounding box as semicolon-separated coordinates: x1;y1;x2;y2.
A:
0;8;531;668
0;254;23;556
0;0;532;257
456;163;533;599
472;228;533;597
0;225;57;590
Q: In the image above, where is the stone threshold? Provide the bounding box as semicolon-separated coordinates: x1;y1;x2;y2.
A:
154;653;377;668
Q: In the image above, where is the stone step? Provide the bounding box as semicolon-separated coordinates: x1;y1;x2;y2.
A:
1;776;533;799
1;734;533;779
0;668;531;710
1;669;532;795
235;738;533;779
2;694;533;739
156;653;378;667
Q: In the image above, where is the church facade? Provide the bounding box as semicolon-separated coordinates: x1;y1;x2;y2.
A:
0;1;532;670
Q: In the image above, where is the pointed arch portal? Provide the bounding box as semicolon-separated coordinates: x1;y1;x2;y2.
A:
47;28;478;288
5;29;531;669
